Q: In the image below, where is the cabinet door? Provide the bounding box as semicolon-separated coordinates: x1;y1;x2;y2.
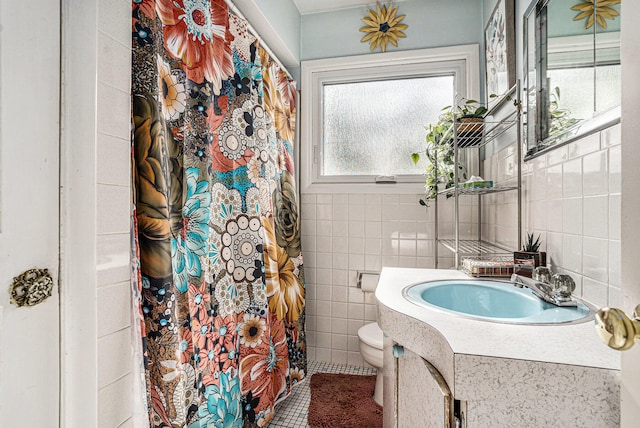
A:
0;0;61;425
397;348;453;428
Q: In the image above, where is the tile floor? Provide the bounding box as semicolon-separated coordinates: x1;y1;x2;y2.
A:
267;360;377;427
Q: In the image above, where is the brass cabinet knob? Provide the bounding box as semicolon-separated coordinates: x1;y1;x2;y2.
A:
594;305;640;351
8;268;54;307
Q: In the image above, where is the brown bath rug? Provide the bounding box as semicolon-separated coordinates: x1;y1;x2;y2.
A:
308;373;383;428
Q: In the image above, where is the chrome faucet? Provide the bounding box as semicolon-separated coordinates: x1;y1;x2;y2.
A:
511;267;577;307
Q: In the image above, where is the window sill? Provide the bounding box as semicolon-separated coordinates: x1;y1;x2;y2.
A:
301;181;428;195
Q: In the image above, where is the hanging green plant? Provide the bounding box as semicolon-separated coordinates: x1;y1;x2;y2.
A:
359;3;408;53
571;0;620;29
548;86;580;137
410;97;490;203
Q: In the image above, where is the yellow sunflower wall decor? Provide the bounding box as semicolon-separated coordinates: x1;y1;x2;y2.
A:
359;2;408;53
571;0;621;29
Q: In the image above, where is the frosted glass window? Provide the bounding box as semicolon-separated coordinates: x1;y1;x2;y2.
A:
322;76;454;176
547;64;620;123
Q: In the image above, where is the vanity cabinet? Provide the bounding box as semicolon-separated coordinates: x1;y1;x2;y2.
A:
377;268;621;428
387;343;620;428
395;347;452;428
434;83;522;272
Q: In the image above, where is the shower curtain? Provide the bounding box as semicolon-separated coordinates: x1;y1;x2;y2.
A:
131;1;306;426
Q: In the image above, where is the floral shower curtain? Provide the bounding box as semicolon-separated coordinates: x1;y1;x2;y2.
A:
131;0;306;426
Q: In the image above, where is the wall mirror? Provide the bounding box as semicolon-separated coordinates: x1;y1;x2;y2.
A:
523;0;621;159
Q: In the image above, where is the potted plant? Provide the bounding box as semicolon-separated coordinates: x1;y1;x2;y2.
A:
411;97;488;203
448;98;488;146
454;92;523;144
411;117;466;203
513;233;547;278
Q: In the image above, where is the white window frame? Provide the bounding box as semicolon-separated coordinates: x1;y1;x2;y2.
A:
300;44;480;194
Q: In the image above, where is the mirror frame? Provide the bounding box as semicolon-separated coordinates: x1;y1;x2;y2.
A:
522;0;621;161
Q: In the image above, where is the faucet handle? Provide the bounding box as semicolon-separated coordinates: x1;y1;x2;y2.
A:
552;273;576;298
533;266;552;284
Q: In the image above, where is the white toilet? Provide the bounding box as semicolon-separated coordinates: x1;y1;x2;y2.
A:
358;322;384;406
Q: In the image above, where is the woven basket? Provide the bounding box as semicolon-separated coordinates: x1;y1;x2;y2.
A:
457;117;484;133
456;117;483;146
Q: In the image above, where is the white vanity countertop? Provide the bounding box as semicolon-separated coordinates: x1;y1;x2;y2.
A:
376;267;620;371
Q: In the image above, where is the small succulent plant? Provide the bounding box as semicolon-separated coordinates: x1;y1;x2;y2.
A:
522;233;541;252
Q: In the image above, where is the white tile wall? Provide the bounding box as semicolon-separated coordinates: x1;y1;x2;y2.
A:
483;124;621;309
97;133;132;186
97;82;132;137
96;0;133;426
302;124;621;366
97;234;131;287
97;282;132;338
98;373;134;428
98;327;133;388
301;192;465;366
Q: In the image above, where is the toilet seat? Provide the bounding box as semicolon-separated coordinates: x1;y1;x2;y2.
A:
358;322;384;349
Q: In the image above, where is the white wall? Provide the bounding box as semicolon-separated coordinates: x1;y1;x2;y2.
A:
95;0;136;426
301;127;622;368
478;0;622;308
299;0;623;367
62;0;134;426
301;192;477;365
302;194;431;365
298;1;485;367
620;0;640;423
483;126;621;308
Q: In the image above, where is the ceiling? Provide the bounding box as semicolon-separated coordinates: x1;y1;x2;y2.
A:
293;0;407;15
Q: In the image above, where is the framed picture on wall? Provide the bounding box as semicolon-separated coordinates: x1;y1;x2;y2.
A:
484;0;515;109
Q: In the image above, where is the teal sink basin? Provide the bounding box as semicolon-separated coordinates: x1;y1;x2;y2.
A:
403;279;595;325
